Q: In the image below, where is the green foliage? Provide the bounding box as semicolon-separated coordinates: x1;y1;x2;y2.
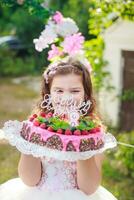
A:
49;117;70;130
84;37;114;91
0;48;36;77
103;159;124;181
114;131;134;178
37;115;99;131
49;0;91;39
0;0;53;20
76;119;95;131
0;5;48;45
102;156;134;200
88;0;134;37
60;0;91;39
37;116;48;123
10;9;43;44
0;2;50;76
119;89;134;101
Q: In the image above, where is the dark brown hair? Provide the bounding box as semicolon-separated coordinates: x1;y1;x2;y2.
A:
32;58;98;116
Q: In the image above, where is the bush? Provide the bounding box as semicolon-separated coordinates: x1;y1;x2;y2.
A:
0;48;36;77
114;131;134;178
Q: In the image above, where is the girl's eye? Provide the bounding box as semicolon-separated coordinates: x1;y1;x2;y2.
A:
71;91;80;93
56;90;63;93
55;90;80;93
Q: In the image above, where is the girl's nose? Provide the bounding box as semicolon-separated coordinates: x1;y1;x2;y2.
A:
62;93;75;101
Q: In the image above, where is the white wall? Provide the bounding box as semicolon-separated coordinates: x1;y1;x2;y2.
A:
99;20;134;126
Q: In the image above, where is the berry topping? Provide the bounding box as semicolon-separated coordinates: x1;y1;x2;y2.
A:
33;120;40;126
32;114;38;118
39;112;46;117
29;116;34;122
95;127;101;132
40;123;47;129
89;127;100;134
81;130;89;135
47;126;54;132
65;129;72;135
46;112;53;118
57;128;63;134
74;130;81;136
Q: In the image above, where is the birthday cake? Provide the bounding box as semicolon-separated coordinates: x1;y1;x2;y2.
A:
20;112;105;152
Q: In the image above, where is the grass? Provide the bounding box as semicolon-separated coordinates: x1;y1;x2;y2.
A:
0;77;38;127
0;77;39;182
102;152;134;200
0;144;20;183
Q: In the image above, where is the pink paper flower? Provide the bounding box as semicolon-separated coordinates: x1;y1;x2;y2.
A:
52;11;63;24
62;33;85;55
48;44;63;60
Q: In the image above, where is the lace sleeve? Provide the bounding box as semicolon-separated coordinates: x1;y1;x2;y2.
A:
1;120;117;161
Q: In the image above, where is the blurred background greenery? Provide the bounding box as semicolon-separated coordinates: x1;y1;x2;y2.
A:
0;1;134;200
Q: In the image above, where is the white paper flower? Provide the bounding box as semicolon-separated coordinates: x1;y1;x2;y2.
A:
41;23;57;45
33;20;58;52
56;18;79;37
33;36;49;52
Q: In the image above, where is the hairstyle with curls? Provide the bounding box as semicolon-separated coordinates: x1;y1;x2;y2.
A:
32;58;100;118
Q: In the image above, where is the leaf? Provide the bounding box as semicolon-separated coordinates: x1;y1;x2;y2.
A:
51;124;59;131
49;117;70;130
76;121;87;130
76;117;96;130
37;116;47;123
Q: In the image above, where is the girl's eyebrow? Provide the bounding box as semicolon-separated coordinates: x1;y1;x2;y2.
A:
53;87;82;89
70;87;82;89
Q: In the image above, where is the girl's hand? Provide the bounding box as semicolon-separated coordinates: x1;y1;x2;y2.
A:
18;154;42;186
77;153;104;195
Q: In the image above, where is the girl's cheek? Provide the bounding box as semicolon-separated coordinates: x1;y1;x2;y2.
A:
74;92;84;101
73;97;84;106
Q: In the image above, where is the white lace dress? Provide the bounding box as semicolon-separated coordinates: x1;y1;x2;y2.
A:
0;156;118;200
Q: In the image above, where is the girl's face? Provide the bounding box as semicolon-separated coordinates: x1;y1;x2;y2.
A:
50;73;85;111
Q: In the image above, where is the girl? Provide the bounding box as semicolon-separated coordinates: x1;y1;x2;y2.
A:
0;58;118;200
